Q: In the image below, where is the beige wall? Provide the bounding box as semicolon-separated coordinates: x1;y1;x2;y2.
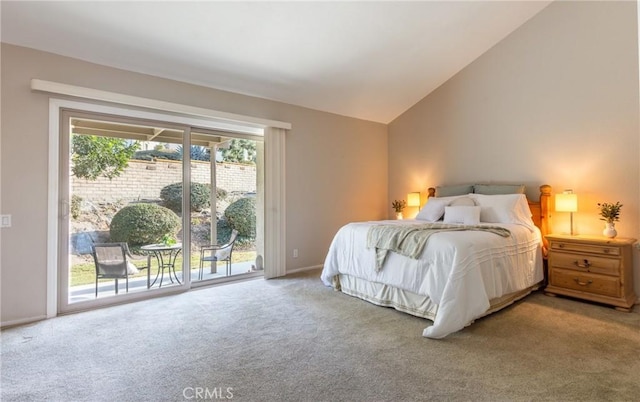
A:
389;1;640;291
0;43;388;324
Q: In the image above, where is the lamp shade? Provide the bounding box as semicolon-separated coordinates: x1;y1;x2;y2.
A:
407;192;421;208
555;191;577;212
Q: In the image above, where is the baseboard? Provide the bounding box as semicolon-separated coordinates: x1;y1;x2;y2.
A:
286;264;322;275
1;314;47;329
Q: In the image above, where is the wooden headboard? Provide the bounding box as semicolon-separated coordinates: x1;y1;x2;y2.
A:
530;185;552;255
426;184;552;255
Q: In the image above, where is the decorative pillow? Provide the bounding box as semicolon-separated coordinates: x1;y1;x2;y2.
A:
449;196;476;206
443;206;481;225
470;193;535;230
127;261;140;275
216;247;232;261
473;184;525;195
435;184;474;197
415;198;448;222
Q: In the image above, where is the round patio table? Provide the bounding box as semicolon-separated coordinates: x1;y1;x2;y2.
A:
141;243;182;288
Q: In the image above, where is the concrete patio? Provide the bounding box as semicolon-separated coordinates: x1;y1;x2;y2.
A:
70;260;257;303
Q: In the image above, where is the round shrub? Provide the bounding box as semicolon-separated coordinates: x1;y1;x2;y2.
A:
216;187;228;200
224;197;256;238
110;203;180;246
160;182;211;212
216;218;233;245
71;195;82;220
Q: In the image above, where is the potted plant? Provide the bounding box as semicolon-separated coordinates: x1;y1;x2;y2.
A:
392;199;407;220
597;201;622;238
160;233;177;246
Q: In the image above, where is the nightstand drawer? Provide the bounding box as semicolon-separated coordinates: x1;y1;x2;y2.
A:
550;241;620;256
550;268;620;298
549;252;620;276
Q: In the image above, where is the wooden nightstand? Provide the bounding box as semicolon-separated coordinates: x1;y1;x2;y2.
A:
544;234;637;312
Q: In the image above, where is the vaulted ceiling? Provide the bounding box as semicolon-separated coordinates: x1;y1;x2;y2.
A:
1;1;552;123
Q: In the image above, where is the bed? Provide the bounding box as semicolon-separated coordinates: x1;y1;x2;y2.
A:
321;184;552;339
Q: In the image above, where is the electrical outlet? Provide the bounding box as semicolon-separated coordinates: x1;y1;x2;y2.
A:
293;249;298;258
0;215;11;228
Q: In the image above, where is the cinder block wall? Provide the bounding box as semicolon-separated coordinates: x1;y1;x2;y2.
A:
72;159;256;203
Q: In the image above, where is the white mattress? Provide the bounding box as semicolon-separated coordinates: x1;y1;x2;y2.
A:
321;219;544;338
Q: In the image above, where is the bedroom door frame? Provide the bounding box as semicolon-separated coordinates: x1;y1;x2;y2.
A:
43;85;289;318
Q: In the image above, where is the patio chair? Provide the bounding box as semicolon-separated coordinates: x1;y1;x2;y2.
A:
199;229;239;279
92;242;148;297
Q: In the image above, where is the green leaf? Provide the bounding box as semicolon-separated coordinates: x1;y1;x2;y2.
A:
71;135;139;180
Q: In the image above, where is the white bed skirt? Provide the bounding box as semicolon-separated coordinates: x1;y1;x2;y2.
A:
336;273;541;332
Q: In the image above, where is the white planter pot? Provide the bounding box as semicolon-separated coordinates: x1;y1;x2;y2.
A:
603;222;617;238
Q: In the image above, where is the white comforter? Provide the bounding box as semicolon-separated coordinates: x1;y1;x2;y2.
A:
321;219;543;338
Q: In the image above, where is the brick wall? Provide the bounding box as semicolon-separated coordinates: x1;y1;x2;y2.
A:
72;159;256;203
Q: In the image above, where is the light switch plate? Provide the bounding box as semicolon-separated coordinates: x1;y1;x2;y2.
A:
1;215;11;228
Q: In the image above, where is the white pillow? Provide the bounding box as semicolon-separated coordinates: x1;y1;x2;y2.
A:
127;261;139;275
415;198;448;222
443;206;481;225
470;193;535;230
449;196;476;207
215;247;232;261
415;194;477;222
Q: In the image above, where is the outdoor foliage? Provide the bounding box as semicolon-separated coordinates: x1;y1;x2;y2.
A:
177;145;210;161
110;203;180;246
159;182;214;212
71;195;82;219
132;149;181;161
224;197;256;238
216;187;228;200
220;139;256;164
71;135;139;180
216;218;233;244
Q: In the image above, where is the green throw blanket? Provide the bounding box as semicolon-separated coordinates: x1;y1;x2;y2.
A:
367;223;511;271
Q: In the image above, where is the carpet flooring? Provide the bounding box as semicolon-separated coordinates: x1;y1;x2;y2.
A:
2;269;640;401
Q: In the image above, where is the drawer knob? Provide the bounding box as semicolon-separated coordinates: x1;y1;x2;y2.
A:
558;244;565;248
574;278;593;286
574;259;591;269
603;248;610;254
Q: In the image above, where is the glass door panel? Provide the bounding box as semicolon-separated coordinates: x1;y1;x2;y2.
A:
190;135;263;283
61;111;187;310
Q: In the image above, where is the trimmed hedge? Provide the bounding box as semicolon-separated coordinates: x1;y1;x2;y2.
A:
110;203;180;246
71;195;82;220
224;197;256;238
160;182;212;212
216;218;233;245
132;149;181;161
216;187;228;200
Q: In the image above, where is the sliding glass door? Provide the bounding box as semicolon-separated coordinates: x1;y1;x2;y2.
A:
189;133;264;284
58;109;265;313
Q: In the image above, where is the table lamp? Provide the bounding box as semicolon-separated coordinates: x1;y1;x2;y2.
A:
555;189;578;235
407;192;421;210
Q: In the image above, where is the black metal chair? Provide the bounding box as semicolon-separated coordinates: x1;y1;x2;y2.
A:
92;242;147;296
199;229;239;279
